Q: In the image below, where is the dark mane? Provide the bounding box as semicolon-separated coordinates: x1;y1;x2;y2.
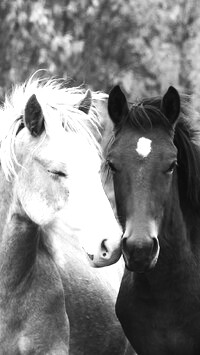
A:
119;94;200;212
174;116;200;213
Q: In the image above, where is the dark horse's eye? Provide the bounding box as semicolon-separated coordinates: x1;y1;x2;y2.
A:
166;161;177;174
106;159;117;173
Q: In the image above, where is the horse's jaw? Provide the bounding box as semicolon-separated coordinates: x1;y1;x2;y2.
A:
44;218;88;270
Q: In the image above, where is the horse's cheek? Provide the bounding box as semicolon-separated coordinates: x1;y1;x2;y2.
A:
16;170;68;225
45;180;69;212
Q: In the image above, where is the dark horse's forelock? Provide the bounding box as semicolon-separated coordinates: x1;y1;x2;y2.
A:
128;97;172;131
118;94;200;212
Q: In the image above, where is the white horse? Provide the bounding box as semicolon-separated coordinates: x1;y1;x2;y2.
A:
0;76;133;354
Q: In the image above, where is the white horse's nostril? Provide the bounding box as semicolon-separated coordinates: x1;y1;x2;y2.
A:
101;239;109;258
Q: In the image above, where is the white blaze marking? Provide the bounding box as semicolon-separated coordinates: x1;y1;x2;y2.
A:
18;336;32;352
136;137;152;157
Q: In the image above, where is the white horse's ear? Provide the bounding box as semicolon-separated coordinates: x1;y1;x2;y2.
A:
24;94;44;136
79;89;92;114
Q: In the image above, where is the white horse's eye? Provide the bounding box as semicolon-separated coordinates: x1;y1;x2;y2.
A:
48;170;67;178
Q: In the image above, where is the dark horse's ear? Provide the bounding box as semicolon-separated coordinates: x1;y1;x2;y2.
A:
108;85;129;126
79;89;92;114
161;86;180;126
24;94;44;137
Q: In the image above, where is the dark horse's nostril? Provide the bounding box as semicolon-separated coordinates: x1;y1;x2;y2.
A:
101;239;108;257
151;237;159;258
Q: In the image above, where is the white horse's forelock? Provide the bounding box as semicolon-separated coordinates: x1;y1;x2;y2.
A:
0;75;108;180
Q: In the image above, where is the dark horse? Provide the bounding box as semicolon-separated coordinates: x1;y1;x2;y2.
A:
107;85;200;355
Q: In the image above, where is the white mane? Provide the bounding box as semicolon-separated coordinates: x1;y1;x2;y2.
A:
0;75;108;180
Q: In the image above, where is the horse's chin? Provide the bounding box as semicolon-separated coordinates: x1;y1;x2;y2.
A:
85;251;104;267
124;257;158;273
81;249;96;266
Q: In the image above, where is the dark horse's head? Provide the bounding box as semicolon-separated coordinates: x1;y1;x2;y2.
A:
107;85;200;272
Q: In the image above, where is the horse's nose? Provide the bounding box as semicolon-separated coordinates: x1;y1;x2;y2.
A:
122;235;159;272
90;238;121;267
100;238;121;262
87;239;112;261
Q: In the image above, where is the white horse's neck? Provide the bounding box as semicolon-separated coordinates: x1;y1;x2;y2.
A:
0;199;38;294
0;171;13;239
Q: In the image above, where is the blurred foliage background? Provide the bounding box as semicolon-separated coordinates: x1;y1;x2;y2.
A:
0;0;200;107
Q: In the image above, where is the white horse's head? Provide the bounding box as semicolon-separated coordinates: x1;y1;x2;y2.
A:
0;77;122;267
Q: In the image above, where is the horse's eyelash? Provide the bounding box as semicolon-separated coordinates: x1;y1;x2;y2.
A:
48;169;67;177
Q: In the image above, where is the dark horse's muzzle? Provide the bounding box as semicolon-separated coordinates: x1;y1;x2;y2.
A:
122;234;160;272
